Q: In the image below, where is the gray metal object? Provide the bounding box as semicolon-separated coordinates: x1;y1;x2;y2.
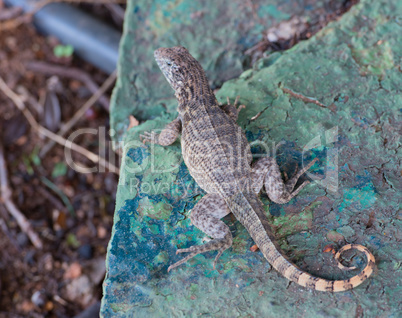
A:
4;0;121;74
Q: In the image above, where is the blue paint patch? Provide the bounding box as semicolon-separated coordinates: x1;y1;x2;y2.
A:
355;170;375;190
109;197;177;289
257;4;291;20
350;110;375;129
368;236;385;249
127;147;150;165
154;177;161;183
269;203;282;217
245;130;262;143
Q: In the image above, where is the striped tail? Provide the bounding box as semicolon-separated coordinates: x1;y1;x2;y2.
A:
228;192;375;292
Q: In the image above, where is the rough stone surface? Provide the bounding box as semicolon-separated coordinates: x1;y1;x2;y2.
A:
102;0;402;317
110;0;352;145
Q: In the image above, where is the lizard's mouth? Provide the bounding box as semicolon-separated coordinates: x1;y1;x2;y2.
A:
154;48;170;73
154;47;171;64
154;48;163;60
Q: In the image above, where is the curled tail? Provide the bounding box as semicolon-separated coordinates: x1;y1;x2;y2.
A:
278;243;375;292
229;192;375;292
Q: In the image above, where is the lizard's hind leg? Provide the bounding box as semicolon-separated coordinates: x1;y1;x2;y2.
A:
251;157;317;204
168;194;232;272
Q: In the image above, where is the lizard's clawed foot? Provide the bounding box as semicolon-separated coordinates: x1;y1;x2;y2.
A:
140;131;159;144
222;96;246;121
284;163;298;182
167;234;232;272
282;157;318;200
227;96;246;114
259;156;318;204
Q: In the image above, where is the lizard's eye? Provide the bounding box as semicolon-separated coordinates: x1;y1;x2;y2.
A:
166;61;172;66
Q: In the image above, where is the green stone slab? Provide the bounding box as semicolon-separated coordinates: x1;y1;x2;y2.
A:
110;0;351;144
102;0;402;316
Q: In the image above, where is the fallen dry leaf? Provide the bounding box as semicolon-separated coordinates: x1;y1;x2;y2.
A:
250;244;259;252
128;115;139;130
323;244;335;254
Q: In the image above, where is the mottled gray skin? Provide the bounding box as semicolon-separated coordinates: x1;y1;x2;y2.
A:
141;46;375;292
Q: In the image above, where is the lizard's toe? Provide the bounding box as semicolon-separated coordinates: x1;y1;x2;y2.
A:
168;252;198;272
176;247;195;254
169;234;232;272
237;104;246;114
213;249;225;270
140;131;158;144
233;95;246;112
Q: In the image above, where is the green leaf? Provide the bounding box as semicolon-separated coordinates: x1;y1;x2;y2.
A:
52;162;68;178
66;233;80;248
53;44;74;58
30;147;41;166
22;157;33;175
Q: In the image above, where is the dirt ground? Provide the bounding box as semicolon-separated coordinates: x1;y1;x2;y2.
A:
0;3;123;317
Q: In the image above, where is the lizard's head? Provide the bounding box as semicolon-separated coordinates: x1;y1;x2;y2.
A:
154;46;203;92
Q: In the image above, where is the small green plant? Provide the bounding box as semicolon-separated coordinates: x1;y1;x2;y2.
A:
66;233;81;248
52;162;68;178
53;44;74;58
23;147;41;175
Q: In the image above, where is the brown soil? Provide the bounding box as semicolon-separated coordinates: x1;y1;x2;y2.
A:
0;4;122;317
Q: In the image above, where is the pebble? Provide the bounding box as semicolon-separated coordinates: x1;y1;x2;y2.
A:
77;244;93;259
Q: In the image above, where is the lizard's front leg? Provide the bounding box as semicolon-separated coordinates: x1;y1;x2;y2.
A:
251;157;318;204
140;117;182;146
168;194;232;272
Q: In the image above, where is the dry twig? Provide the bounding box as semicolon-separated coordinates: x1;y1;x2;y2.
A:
250;110;264;121
0;139;43;249
0;75;120;174
0;204;22;251
38;70;117;157
104;3;125;25
0;7;23;21
281;87;327;108
38;186;67;214
25;61;111;111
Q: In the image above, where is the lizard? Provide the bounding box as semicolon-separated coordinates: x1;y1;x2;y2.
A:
140;46;375;292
